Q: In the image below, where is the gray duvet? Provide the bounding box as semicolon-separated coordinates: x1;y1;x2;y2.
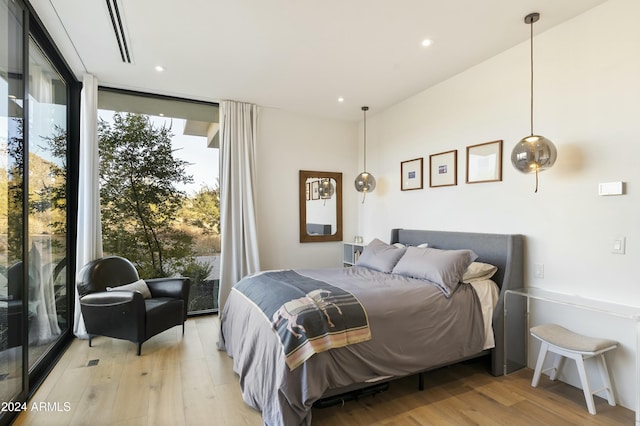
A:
218;266;485;426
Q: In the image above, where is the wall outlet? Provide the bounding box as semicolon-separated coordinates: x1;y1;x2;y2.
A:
612;237;626;254
534;263;544;279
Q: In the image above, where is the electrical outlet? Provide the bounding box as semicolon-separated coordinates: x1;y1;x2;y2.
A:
534;263;544;279
612;237;626;254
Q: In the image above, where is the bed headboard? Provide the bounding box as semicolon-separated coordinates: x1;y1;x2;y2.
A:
390;228;525;376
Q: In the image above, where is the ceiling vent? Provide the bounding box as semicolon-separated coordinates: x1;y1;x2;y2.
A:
105;0;131;63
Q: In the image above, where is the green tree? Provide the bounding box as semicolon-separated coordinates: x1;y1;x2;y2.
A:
180;184;220;234
98;113;194;277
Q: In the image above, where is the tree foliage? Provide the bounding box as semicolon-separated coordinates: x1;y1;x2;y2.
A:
179;184;220;234
98;113;195;277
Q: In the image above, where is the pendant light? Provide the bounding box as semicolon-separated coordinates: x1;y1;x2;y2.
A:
510;12;557;193
318;178;334;199
318;178;334;206
354;106;376;202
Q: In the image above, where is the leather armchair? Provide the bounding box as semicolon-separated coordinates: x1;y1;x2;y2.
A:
77;256;190;355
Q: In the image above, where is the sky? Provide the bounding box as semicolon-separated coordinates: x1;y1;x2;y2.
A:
97;110;219;196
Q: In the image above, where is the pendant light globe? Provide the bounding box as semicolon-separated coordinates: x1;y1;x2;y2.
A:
510;12;557;192
354;106;376;199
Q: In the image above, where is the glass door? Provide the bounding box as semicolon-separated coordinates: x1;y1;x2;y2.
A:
1;0;26;405
26;37;68;370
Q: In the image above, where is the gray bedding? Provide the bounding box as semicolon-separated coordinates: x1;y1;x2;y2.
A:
218;266;485;426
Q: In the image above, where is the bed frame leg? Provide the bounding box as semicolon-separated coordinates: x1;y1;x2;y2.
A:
418;372;424;391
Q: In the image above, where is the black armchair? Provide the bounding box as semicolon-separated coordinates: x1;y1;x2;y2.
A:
77;256;190;355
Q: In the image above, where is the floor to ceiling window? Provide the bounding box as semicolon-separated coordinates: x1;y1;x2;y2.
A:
1;0;27;408
0;1;78;423
26;37;68;369
98;89;220;314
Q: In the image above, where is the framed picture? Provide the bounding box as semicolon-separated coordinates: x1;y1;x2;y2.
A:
466;140;503;184
429;150;457;187
400;157;423;191
306;182;311;200
311;180;320;200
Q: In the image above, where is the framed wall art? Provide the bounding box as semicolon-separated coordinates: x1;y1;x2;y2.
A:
400;157;423;191
311;180;320;200
466;139;503;184
429;150;457;187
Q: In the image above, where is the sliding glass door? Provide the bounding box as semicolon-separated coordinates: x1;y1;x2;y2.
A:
26;37;68;370
0;0;77;423
1;0;27;406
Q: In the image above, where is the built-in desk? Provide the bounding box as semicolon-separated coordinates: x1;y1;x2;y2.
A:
505;288;640;425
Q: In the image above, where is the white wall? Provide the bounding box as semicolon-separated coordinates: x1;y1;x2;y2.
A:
256;107;358;270
356;0;640;410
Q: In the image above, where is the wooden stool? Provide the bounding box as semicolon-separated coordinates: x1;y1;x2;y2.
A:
530;324;617;415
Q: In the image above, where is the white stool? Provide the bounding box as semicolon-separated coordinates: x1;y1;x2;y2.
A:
530;324;617;415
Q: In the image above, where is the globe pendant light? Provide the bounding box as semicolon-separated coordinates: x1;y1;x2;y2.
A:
354;106;376;202
318;178;334;199
511;12;557;193
318;178;334;205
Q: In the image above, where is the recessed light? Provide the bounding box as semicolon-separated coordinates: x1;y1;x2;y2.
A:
337;97;344;103
159;113;165;117
8;94;16;99
421;39;433;48
155;65;165;72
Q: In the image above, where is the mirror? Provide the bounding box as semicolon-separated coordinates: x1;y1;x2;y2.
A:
299;170;343;243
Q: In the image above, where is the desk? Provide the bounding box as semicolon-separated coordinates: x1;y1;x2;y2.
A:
505;288;640;425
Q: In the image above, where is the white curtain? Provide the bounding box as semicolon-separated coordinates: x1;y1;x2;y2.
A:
218;101;261;312
73;74;103;339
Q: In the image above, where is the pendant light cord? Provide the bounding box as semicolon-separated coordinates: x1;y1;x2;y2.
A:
363;108;367;171
529;20;534;137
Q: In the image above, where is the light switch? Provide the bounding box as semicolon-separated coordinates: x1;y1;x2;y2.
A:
599;181;624;196
612;237;626;254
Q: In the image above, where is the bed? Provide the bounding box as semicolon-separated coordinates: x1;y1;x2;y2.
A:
218;229;524;425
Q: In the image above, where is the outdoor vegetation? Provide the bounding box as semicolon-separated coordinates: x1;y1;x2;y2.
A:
98;112;220;311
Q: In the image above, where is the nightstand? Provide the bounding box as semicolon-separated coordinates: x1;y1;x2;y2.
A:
343;242;364;267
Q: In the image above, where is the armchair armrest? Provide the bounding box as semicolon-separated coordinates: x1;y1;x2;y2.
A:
80;291;145;342
80;290;143;307
145;277;190;300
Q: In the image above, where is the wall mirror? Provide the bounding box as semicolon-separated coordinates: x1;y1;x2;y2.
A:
299;170;343;243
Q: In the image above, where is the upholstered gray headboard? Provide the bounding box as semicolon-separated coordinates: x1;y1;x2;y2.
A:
390;229;525;376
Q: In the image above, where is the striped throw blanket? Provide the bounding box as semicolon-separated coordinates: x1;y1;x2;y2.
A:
233;270;371;370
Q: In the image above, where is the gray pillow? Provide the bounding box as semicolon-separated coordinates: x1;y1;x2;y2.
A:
356;238;406;273
107;278;152;299
392;246;479;297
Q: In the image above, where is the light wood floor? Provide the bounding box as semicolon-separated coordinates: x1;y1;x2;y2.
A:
14;315;634;425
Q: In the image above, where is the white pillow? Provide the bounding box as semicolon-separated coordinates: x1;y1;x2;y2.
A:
462;262;498;283
107;279;152;299
393;243;428;248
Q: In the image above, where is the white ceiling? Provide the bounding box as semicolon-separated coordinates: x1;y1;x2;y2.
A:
30;0;607;122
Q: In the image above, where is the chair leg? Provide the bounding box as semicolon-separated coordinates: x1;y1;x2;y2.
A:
549;352;565;381
597;353;616;406
574;354;596;415
532;342;549;387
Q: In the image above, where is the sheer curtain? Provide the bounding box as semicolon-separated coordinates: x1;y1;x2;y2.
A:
218;101;261;312
73;74;103;338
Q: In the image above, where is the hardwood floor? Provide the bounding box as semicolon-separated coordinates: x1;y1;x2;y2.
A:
14;315;634;425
